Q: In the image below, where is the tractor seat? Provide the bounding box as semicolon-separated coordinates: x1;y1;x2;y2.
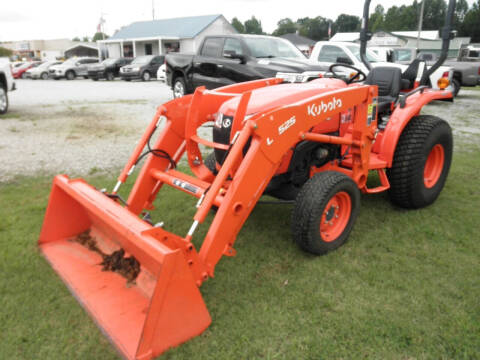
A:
401;59;427;89
365;67;402;115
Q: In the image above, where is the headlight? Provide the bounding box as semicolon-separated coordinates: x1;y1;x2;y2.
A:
132;67;140;72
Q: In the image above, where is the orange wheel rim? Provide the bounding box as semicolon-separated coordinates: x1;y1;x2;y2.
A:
319;191;352;242
424;144;445;188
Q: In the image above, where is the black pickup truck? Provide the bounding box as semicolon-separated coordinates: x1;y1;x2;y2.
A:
166;34;326;97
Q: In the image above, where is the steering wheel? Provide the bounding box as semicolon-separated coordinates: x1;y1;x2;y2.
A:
329;63;367;84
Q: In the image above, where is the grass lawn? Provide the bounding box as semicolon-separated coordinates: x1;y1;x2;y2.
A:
1;147;479;360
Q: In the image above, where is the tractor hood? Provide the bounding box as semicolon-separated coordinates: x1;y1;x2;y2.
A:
218;78;347;117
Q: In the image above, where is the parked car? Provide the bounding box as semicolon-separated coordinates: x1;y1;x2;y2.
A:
25;60;63;80
458;45;480;61
393;48;480;95
0;58;16;114
12;61;43;79
49;57;99;80
309;42;454;94
166;34;325;98
157;63;166;82
88;57;132;81
119;55;164;81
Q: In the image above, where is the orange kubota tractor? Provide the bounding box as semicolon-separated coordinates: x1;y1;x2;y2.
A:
39;0;457;358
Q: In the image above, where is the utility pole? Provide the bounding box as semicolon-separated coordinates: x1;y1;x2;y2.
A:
152;0;155;20
416;0;425;53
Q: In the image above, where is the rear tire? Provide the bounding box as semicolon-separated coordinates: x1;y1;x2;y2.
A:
142;71;151;81
452;78;460;97
41;72;48;80
0;87;8;114
292;172;360;255
106;72;115;81
21;72;27;79
387;115;453;209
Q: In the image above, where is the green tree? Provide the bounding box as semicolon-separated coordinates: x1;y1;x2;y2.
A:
334;14;361;32
422;0;447;30
231;17;245;33
0;46;13;57
82;36;90;42
454;0;469;31
370;5;385;32
92;32;109;41
298;16;330;40
460;0;480;42
272;18;297;36
383;5;417;31
72;37;80;41
244;16;263;34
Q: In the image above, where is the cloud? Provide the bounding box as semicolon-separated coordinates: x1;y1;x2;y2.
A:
0;11;31;23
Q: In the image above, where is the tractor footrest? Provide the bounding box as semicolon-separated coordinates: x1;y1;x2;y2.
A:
341;153;387;169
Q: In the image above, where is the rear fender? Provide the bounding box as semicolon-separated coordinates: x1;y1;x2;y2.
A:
377;88;452;167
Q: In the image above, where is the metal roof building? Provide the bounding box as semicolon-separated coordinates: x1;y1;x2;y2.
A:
98;14;237;59
330;31;471;57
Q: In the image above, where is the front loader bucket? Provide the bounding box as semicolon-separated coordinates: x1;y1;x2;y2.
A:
39;175;211;360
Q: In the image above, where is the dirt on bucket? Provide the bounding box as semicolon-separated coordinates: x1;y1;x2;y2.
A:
73;230;141;284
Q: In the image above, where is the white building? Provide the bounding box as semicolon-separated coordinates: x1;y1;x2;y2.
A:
0;39;78;60
98;14;237;59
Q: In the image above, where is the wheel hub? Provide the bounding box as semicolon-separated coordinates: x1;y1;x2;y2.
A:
319;191;351;242
424;144;445;188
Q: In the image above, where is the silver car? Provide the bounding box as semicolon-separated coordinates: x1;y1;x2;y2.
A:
49;57;98;80
26;60;63;80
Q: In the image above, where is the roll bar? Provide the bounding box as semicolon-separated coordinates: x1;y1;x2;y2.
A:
422;0;456;84
359;0;372;71
359;0;457;82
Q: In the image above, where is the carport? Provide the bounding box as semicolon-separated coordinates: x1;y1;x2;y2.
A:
64;43;99;58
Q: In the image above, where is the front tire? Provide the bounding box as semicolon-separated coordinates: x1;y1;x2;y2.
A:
66;71;75;80
0;87;8;114
292;172;360;255
173;77;186;98
387;115;453;209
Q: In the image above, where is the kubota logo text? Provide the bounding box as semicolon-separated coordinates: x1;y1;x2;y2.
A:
307;97;343;117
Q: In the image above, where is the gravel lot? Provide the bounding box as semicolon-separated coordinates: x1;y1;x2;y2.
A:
0;79;479;182
1;79;173;182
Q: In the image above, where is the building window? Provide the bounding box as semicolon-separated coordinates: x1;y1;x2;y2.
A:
123;44;133;57
164;42;179;53
145;43;153;55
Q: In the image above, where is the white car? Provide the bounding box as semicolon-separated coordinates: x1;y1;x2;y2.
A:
309;42;453;92
26;60;63;80
0;58;16;114
157;64;166;82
